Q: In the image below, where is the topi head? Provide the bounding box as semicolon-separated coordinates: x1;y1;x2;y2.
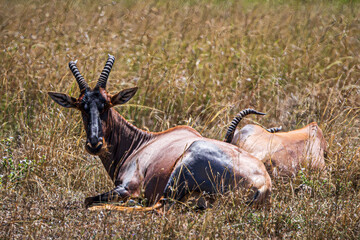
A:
48;54;138;154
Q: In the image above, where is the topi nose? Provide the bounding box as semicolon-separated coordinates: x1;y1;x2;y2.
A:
88;136;103;148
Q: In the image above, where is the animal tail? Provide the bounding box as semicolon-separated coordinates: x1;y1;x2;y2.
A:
224;109;265;143
87;198;164;212
266;126;282;133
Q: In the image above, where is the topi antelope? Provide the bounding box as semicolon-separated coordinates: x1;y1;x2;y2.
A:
224;109;327;177
48;55;271;211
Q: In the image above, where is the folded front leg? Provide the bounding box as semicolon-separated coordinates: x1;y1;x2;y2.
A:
85;185;131;208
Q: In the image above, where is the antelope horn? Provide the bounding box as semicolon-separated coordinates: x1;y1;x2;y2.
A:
69;60;89;92
266;126;282;133
96;54;115;89
224;109;265;143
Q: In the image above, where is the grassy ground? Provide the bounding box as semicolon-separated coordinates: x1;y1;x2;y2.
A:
1;0;359;238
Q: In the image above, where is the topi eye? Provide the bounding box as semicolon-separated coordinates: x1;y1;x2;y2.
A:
84;104;89;111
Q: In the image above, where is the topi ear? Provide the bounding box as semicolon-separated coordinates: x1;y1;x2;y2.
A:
111;87;138;106
48;92;77;108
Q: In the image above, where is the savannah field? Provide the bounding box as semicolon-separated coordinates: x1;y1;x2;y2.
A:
1;0;360;239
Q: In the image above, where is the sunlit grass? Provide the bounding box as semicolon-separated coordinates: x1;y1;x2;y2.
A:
0;0;359;238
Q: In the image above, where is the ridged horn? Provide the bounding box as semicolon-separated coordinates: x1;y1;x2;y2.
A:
266;126;282;133
224;109;266;143
69;60;89;92
96;54;115;89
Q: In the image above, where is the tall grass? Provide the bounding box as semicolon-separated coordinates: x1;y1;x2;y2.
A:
1;0;359;238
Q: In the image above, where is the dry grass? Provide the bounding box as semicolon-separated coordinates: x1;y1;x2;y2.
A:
1;0;360;238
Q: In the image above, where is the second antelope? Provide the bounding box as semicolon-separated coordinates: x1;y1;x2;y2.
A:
224;109;327;177
48;55;271;211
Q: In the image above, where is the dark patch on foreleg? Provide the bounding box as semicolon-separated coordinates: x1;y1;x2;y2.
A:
84;185;131;208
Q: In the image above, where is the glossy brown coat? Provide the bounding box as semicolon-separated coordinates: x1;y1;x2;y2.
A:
230;122;327;177
48;55;272;210
89;103;271;207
